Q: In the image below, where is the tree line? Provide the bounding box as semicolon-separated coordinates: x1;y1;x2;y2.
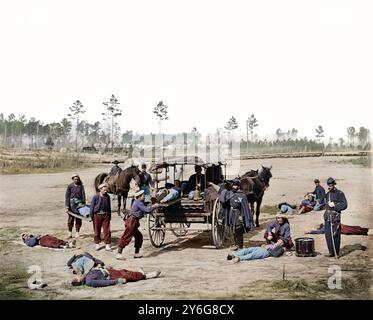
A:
0;99;370;153
224;115;370;152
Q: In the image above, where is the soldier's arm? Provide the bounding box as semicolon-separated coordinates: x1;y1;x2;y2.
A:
65;185;71;208
334;191;348;211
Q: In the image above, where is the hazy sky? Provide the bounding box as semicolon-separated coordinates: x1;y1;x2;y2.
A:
0;0;372;140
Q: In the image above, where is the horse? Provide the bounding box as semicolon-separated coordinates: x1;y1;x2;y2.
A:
94;165;141;216
241;169;259;178
240;166;272;227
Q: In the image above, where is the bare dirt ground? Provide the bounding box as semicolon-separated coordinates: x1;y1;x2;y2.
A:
0;155;372;299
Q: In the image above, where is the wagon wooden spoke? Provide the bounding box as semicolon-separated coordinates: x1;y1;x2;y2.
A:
147;212;165;247
212;198;225;248
170;223;189;237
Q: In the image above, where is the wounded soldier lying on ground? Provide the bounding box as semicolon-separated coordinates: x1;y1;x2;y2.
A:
67;251;104;276
68;251;161;287
277;202;297;215
226;243;285;263
21;233;76;249
306;223;369;236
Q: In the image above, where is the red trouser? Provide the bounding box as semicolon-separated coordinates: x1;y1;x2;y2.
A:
39;235;67;248
300;205;313;213
67;214;82;232
118;216;143;252
93;214;111;244
108;268;145;282
341;224;369;235
264;230;294;250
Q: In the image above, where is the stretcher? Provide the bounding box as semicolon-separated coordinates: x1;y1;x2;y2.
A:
157;197;182;207
67;210;92;222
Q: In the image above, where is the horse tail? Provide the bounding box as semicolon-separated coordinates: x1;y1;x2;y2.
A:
94;173;108;192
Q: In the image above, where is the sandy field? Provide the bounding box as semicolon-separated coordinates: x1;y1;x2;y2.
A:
0;155;372;299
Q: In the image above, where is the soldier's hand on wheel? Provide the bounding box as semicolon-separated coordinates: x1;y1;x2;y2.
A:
328;201;335;208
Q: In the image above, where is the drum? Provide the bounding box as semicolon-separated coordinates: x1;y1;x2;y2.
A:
295;237;315;257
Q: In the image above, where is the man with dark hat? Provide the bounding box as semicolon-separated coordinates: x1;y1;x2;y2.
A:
323;177;348;258
313;178;326;211
139;162;153;204
110;160;122;176
116;189;160;260
219;179;254;250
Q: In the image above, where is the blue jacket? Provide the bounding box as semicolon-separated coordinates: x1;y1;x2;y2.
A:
85;269;117;288
267;220;292;242
313;185;326;203
131;199;157;219
139;171;153;187
65;183;86;208
326;189;348;213
89;193;111;219
218;189;253;231
309;227;325;234
24;236;40;247
67;252;104;269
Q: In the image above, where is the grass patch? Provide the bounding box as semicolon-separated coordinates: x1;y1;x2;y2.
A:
0;227;22;242
0;151;94;174
337;156;371;168
0;265;47;300
0;268;31;300
262;205;279;215
0;226;30;251
211;272;371;300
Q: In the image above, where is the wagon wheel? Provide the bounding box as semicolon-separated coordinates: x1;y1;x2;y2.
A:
170;223;189;237
212;198;225;248
147;212;166;247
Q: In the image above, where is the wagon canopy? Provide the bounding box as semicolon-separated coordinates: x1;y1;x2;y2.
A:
149;156;225;172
